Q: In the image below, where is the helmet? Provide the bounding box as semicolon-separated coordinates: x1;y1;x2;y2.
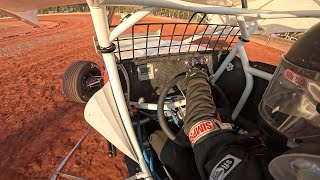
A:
259;23;320;146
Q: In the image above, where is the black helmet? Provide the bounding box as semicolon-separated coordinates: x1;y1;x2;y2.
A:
259;23;320;147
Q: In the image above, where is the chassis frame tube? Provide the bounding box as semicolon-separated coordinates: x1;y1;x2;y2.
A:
88;3;152;179
51;127;92;180
211;19;273;120
130;99;186;111
109;7;156;43
211;20;259;84
232;44;254;120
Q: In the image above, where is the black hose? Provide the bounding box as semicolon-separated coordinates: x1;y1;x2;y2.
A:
241;0;248;8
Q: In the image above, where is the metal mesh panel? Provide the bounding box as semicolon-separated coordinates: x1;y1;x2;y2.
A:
111;12;240;61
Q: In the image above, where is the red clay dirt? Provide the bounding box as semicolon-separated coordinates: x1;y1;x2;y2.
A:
0;14;291;179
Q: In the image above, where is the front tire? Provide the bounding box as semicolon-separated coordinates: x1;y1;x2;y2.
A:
62;61;103;103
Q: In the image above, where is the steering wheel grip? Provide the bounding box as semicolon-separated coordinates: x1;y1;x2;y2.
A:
157;74;232;147
157;75;187;146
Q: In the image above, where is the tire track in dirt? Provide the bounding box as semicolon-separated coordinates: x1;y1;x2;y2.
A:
0;14;128;180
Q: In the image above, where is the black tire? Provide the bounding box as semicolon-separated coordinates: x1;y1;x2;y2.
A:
63;61;103;103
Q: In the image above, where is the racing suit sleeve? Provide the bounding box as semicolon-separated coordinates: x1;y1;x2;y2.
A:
184;70;272;180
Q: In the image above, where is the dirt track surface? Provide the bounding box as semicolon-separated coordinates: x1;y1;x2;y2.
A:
0;14;290;179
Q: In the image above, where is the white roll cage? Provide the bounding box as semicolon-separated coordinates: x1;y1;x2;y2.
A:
85;0;319;179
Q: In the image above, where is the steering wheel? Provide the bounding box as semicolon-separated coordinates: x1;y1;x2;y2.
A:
157;74;232;146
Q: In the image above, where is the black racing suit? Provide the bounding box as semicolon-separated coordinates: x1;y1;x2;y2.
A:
184;70;274;180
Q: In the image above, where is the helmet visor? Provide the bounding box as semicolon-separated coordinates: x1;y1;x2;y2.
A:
259;55;320;143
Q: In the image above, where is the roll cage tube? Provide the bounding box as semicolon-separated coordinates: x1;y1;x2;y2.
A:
88;3;154;179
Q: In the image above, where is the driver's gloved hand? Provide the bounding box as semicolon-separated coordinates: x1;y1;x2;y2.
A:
150;130;201;180
186;57;209;84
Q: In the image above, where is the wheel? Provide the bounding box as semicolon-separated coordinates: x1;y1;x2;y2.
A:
63;61;104;103
157;75;188;146
157;74;232;146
